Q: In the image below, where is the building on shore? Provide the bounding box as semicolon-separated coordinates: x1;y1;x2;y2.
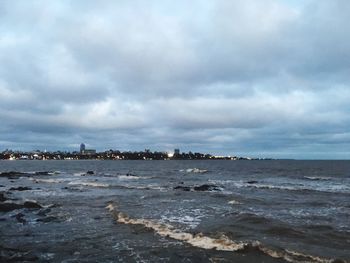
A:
80;143;85;153
80;143;96;155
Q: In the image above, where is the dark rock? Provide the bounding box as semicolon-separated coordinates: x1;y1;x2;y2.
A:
9;186;32;191
174;186;191;191
0;185;5;187
86;170;94;175
247;180;258;184
34;171;52;175
193;184;220;191
23;201;42;209
0;202;23;212
0;245;39;262
15;212;26;224
126;173;137;177
0;171;28;179
36;216;59;223
0;192;7;202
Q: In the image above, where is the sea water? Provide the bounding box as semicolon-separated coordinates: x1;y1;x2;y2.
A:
0;160;349;262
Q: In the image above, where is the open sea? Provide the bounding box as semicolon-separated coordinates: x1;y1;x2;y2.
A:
0;160;349;262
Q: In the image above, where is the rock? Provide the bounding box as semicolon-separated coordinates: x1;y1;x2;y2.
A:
9;186;32;191
36;216;59;223
0;200;42;212
247;180;258;184
0;171;28;179
0;245;38;262
86;171;94;175
0;192;7;202
23;201;42;209
174;186;191;191
34;171;52;175
193;184;220;191
15;213;26;224
0;202;23;212
174;184;221;192
0;185;5;187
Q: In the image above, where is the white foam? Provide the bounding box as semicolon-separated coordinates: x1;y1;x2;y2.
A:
68;181;109;188
106;204;335;263
29;178;64;183
118;175;141;180
304;176;332;181
181;168;208;174
228;200;242;205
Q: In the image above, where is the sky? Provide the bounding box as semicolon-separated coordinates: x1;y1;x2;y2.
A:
0;0;349;159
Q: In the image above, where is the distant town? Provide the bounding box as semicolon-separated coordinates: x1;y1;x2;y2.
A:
0;143;270;161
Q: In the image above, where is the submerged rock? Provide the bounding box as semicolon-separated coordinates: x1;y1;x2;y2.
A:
15;212;26;224
0;192;7;202
126;173;138;177
193;184;220;191
247;180;258;184
0;245;38;262
0;200;42;212
36;215;59;223
174;186;191;191
23;201;42;209
0;171;28;179
174;184;221;192
9;186;32;191
37;208;52;216
0;202;23;212
34;171;53;175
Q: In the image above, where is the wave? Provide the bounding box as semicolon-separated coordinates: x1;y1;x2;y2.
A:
209;180;350;194
106;203;341;263
29;178;65;183
180;168;208;174
68;181;109;188
304;176;332;181
243;183;350;194
118;175;142;180
228;200;242;205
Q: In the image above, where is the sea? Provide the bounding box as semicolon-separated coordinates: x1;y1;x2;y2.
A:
0;160;349;262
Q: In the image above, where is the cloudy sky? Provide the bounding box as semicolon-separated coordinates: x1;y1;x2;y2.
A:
0;0;349;159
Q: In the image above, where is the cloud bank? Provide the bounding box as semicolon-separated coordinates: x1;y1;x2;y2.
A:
0;0;350;159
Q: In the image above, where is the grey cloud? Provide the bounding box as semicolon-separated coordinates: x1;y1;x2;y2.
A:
0;0;350;158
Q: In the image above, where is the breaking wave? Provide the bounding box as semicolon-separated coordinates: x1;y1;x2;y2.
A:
68;181;110;188
106;203;341;263
304;176;332;181
180;168;208;174
209;180;350;194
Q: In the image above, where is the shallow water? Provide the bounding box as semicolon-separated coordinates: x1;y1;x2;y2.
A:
0;160;349;262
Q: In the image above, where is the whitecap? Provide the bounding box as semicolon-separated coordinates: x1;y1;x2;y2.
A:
228;200;242;205
182;168;208;174
106;204;336;263
29;178;64;183
68;181;109;188
304;176;332;181
118;175;141;180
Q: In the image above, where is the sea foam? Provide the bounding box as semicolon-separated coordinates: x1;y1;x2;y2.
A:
106;203;340;263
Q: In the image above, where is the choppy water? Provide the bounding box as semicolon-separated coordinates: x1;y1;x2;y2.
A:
0;160;349;262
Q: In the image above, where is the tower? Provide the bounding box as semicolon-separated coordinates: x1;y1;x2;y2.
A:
80;143;85;153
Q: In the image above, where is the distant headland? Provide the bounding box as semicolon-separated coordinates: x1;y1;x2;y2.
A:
0;143;271;161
